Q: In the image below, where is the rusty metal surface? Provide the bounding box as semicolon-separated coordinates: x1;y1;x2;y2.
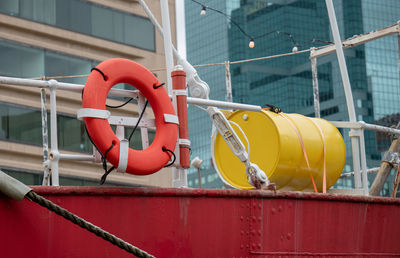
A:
1;186;399;257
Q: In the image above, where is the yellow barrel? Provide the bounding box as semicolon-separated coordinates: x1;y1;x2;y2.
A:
211;110;346;191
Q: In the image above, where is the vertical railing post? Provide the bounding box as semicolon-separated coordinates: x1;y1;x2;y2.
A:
160;0;187;187
225;61;233;103
359;129;369;195
310;48;320;118
397;24;400;85
49;80;59;186
325;0;362;191
40;88;50;185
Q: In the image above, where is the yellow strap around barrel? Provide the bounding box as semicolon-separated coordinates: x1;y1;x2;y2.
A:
308;119;327;193
278;112;318;193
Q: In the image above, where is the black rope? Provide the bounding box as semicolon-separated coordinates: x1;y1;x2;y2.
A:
153;82;165;89
106;98;134;108
25;191;154;258
100;142;115;184
100;166;115;185
91;67;107;81
84;126;115;185
84;125;101;155
128;100;149;142
162;147;176;167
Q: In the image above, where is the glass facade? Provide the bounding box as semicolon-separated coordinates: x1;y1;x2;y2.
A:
0;1;159;186
0;39;97;84
0;39;155;181
0;101;154;153
0;0;155;51
185;0;400;193
185;0;241;188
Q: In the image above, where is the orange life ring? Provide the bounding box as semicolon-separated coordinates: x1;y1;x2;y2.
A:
81;58;177;175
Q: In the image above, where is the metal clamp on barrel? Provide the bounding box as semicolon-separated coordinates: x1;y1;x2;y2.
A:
77;108;111;120
117;139;129;172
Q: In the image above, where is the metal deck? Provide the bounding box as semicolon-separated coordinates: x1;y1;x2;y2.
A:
1;186;400;257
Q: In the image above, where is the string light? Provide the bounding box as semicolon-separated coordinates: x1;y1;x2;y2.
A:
200;5;206;16
292;43;299;53
190;0;331;51
249;38;255;48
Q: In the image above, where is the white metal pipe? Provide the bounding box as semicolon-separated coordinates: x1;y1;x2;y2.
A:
310;22;399;58
138;0;180;60
49;81;59;186
58;153;95;162
187;97;261;111
160;0;174;96
225;61;233;102
325;0;357;122
398;29;400;89
160;0;186;187
326;0;361;190
350;135;362;189
331;121;400;135
0;76;140;98
361;122;400;135
0;76;49;88
340;167;379;178
310;54;320;118
359;129;369;195
40;89;50;186
0;75;260;112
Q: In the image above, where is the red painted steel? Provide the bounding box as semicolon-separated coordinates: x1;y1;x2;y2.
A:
1;186;400;257
172;69;190;168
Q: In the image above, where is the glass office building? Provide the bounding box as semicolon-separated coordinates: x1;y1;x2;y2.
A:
0;0;170;187
185;0;399;194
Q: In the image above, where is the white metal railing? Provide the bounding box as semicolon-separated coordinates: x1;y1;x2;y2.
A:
0;75;262;186
0;74;398;191
0;1;398;195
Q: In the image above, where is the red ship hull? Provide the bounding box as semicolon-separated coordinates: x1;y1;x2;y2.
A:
1;186;400;257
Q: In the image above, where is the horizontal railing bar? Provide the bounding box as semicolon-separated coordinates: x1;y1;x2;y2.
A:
0;76;140;98
331;121;400;135
340;167;380;178
186;97;261;111
0;75;261;111
58;153;95;162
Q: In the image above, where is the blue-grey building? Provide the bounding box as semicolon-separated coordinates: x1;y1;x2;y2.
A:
185;0;400;194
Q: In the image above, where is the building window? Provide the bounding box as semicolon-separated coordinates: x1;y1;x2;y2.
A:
0;39;96;84
320;106;339;117
0;0;155;51
0;101;155;153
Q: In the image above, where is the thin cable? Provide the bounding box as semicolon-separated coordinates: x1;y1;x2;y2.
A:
150;48;313;72
30;74;89;80
26;191;154;258
191;0;252;38
230;49;311;64
190;0;332;47
193;104;208;112
128;100;149;142
106;98;134;108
